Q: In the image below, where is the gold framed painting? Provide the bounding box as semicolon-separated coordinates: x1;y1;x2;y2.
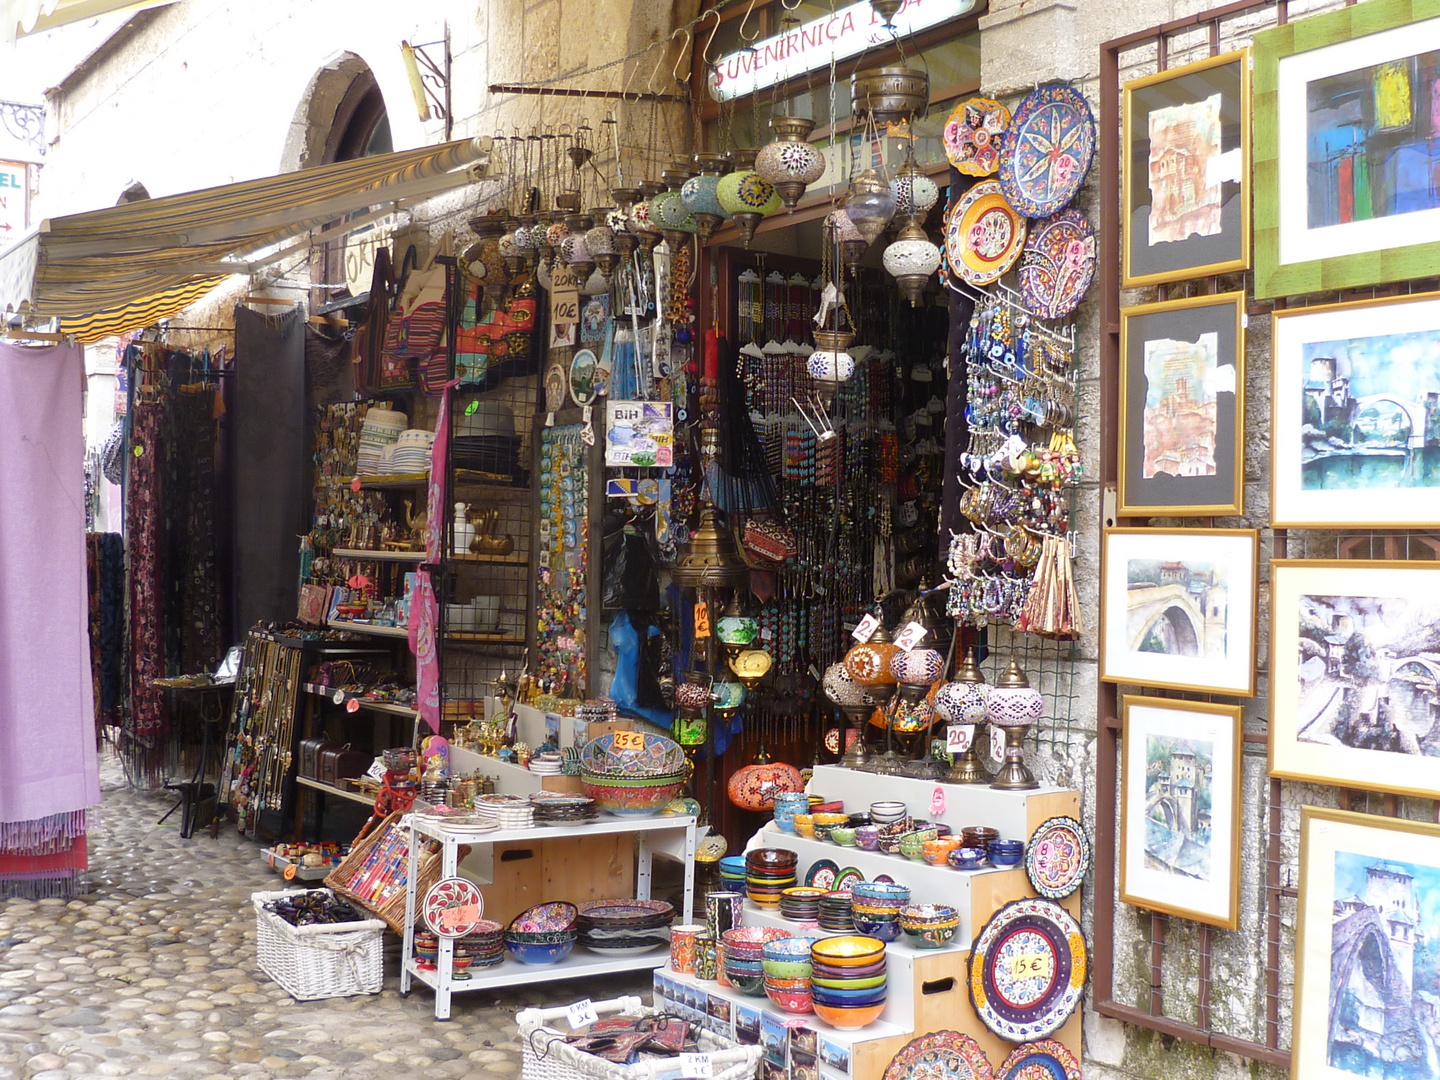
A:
1100;527;1259;696
1122;49;1251;288
1270;559;1440;799
1118;292;1245;516
1272;291;1440;528
1120;695;1243;929
1294;806;1440;1080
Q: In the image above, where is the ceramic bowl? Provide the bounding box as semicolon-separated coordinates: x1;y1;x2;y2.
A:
870;800;906;818
811;983;888;1006
748;849;800;870
988;839;1024;867
505;936;576;965
853;826;880;851
901;922;957;949
922;838;962;866
948;846;989;871
764;936;822;960
847;812;873;827
580;773;685;816
812;801;845;815
510;902;578;934
765;984;814;1014
829;827;857;847
899;828;939;861
811;970;887;990
810;936;886;966
849;913;902;941
812;1002;886;1030
811;959;887;981
763;957;813;980
724;926;793;954
728;971;767;996
581;731;686;777
793;815;816;839
850;882;911;906
962;826;1000;848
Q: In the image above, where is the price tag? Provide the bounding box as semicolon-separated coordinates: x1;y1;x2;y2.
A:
679;1053;713;1078
851;613;879;643
694;602;711;639
990;726;1007;763
346;698;361;714
350;476;362;493
1008;953;1053;981
332;689;346;705
612;730;646;751
567;998;599;1029
550;264;581;326
893;621;927;652
946;725;975;754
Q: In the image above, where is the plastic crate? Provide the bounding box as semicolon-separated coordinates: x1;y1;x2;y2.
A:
251;888;386;1000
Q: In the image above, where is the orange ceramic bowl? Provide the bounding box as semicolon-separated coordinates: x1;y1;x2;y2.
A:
922;837;962;866
810;935;886;967
812;1002;886;1030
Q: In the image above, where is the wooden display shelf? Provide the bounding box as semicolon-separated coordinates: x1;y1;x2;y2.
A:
330;548;425;562
301;683;418;719
342;473;428;489
448;552;529;565
443;631;527;645
326;619;409;639
295;775;374;808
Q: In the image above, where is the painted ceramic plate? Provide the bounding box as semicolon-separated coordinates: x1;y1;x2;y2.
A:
805;858;841;890
1025;816;1091;901
511;900;578;934
883;1031;995;1080
998;85;1095;218
969;898;1087;1042
1017;210;1096;321
946;181;1027;287
995;1039;1081;1080
423;877;485;938
944;97;1012;177
833;867;865;894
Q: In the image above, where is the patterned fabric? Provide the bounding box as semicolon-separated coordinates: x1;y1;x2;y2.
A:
409;384;454;734
126;400;168;748
86;533;125;729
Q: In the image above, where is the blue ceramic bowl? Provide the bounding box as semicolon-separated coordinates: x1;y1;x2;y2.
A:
948;846;989;871
728;971;767;996
988;840;1024;867
811;986;888;1006
764;937;823;961
720;855;747;873
851;881;911;905
849;914;902;942
505;937;576;965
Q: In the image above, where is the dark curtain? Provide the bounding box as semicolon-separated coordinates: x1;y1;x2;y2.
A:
233;305;307;635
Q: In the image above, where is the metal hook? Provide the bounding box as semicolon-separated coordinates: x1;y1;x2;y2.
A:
737;0;761;43
670;25;696;85
697;8;723;68
647;32;683;96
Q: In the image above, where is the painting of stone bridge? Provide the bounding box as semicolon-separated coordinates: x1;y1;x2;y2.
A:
1125;557;1230;658
1143;733;1214;881
1298;592;1440;759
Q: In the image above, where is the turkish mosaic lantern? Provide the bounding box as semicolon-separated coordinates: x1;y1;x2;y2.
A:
844;168;897;245
727;749;804;812
755;116;825;211
986;659;1043;790
718;149;781;247
585;208;618;280
890;172;940;217
681;152;731;241
560;233;595;290
890;648;944;703
825;208;868;271
823;661;873;770
883;216;942;307
934;647;991;784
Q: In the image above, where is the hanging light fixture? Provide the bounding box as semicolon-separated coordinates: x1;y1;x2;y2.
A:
755;117;825;211
608;187;640;258
682;152;732;242
718;149;781;247
883;216;942;307
845;168;897;245
632;179;665;253
652;163;698;250
825;208;868;271
891;172;940;218
670;504;750;590
585;207;618;281
560;232;595;288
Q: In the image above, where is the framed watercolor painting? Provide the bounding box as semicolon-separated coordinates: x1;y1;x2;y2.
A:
1100;528;1258;696
1255;0;1440;298
1120;695;1242;929
1272;292;1440;528
1119;292;1245;516
1122;50;1251;288
1294;806;1440;1080
1271;559;1440;799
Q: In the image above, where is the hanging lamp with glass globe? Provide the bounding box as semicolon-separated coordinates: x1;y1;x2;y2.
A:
717;149;782;247
681;152;732;242
883;216;942;307
755;116;825;211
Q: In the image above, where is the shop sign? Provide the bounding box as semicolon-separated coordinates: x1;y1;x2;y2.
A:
707;0;978;102
343;216;395;295
0;161;28;240
605;400;673;468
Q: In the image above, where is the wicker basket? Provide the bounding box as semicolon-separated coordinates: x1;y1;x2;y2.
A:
251;889;386;1001
517;997;763;1080
324;812;456;934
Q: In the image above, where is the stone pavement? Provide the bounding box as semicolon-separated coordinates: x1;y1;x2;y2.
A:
0;752;653;1080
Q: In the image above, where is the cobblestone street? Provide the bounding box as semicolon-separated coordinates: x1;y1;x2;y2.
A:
0;753;652;1080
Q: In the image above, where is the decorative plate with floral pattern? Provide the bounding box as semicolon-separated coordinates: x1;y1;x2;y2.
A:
944;97;1012;177
946;181;1027;287
423;877;485;938
998;86;1095;218
1025;816;1090;900
969;897;1087;1042
995;1039;1080;1080
1017;210;1096;321
883;1031;994;1080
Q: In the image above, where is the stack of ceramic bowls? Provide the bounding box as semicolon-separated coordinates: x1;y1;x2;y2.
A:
389;428;434;474
719;855;748;891
579;732;688;817
475;793;535;829
356;407;407;476
505;901;578;965
773;792;809;834
877;818;914;855
819;892;855;931
899;904;960;949
528;791;597;824
963;826;999;850
849;881;911;942
746;848;799;907
457;919;505;969
811;813;849;841
576;899;674;954
779;886;826;922
989;838;1025;866
722;927;791;995
870;801;907;826
899;827;939;862
809;936;888;1030
762;936;820;1014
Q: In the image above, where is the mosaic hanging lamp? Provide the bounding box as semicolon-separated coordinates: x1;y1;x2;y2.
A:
755;116;824;211
585;207;618;281
609;187;641;258
718;149;781;247
883;215;941;307
986;659;1043;790
825;208;868;271
653;163;698;251
633;179;665;254
681;152;732;242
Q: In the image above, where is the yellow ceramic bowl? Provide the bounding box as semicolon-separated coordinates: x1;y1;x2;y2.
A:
812;813;848;826
794;816;817;840
810;935;886;967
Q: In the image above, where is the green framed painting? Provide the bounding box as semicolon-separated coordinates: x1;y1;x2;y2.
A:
1255;0;1440;299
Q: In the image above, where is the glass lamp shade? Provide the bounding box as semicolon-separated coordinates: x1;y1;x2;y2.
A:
511;226;537;251
651;189;697;232
716;613;760;647
560;234;591;264
892;696;936;733
845;168;897;244
806;348;855;385
681;173;729;220
584;224;615;257
498;232;521;259
845;641;897;686
823;662;869;707
755;116;824;210
825;208;864;245
546;222;571;248
528;222;550;249
882;235;941;278
606;209;631;234
934;680;990;723
727;760;804;811
712;681;747;713
891;173;940;216
731;648;773;685
985;683;1044;727
717;170;782;218
631;201;660;234
675;681;712;710
890;648;944;685
581;269;608;295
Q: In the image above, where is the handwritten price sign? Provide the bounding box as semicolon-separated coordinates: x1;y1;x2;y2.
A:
550;265;580;326
946;725;975;753
612;731;646;751
1008;952;1053;981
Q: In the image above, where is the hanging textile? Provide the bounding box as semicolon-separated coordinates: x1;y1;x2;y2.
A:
86;532;125;730
126;396;168;782
174;384;220;672
0;341;100;897
409;384;451;735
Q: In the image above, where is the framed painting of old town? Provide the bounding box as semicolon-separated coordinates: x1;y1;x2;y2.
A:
1118;293;1245;516
1255;0;1440;298
1271;560;1440;799
1120;695;1243;929
1294;806;1440;1080
1122;50;1251;288
1100;528;1258;696
1272;292;1440;528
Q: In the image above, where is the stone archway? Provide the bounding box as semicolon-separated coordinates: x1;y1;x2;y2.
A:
278;53;391;174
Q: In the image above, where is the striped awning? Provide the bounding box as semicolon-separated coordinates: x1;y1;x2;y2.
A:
0;136;495;342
